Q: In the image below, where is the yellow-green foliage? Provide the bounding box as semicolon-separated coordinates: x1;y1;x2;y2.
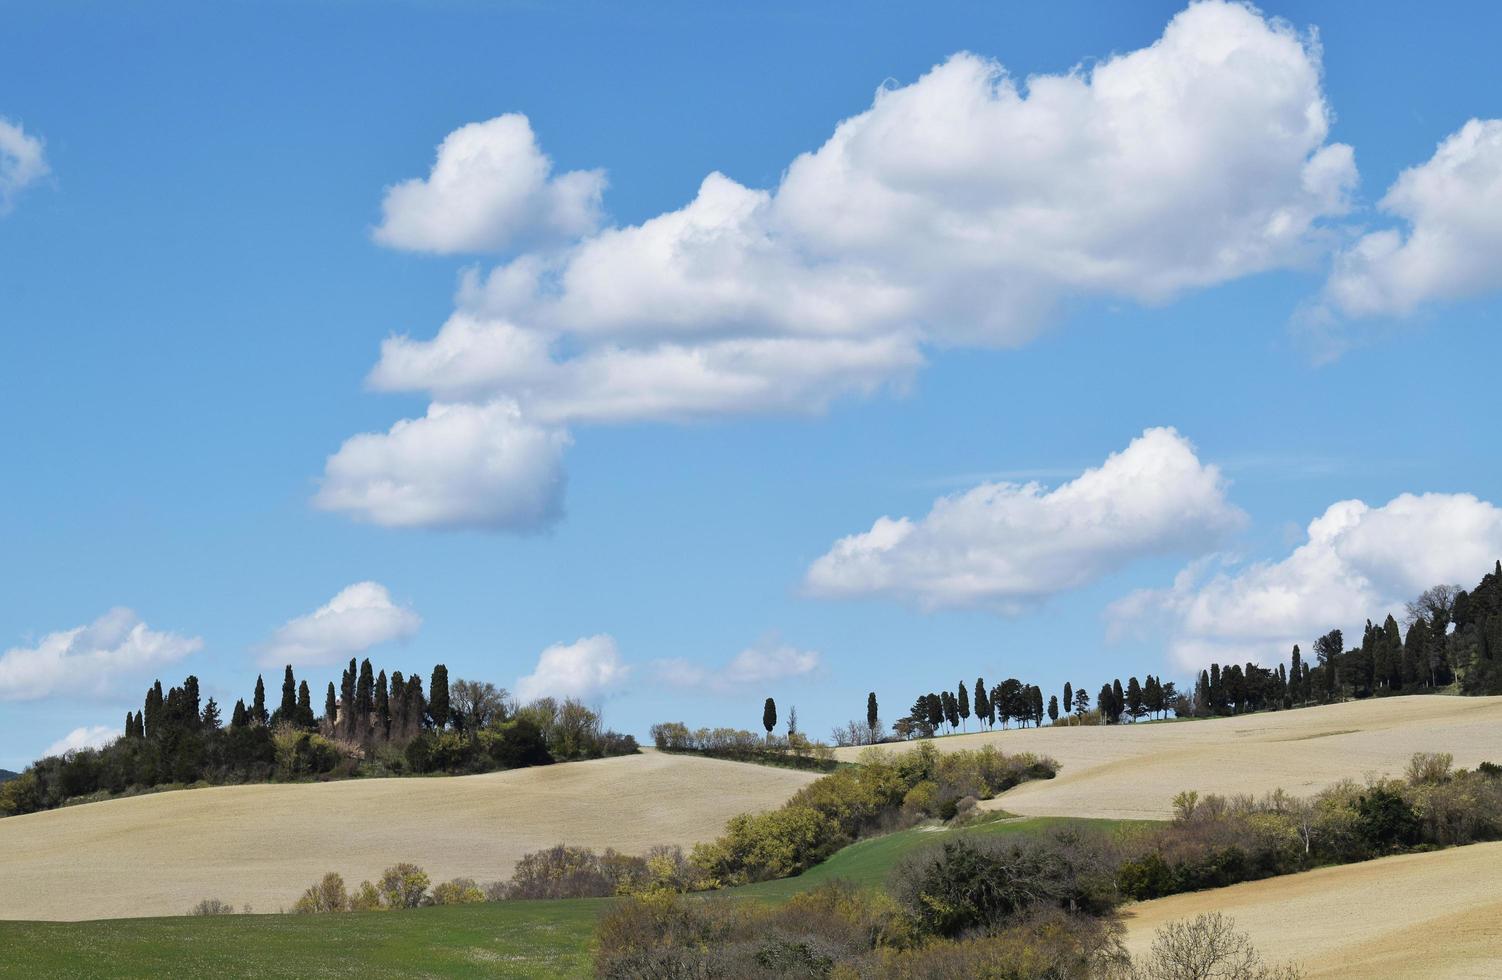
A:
690;806;839;884
689;743;1059;885
430;878;485;905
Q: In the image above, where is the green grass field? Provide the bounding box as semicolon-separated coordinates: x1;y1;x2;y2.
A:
0;816;1146;978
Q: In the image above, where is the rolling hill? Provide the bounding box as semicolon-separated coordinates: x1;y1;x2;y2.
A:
1121;841;1502;978
834;695;1502;819
0;750;818;921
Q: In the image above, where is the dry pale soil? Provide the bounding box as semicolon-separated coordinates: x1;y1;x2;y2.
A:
1121;841;1502;979
0;749;817;920
833;694;1502;819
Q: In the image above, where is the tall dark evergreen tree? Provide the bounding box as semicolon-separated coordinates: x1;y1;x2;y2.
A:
231;698;248;728
957;682;970;732
341;659;357;737
973;679;989;731
297;680;314;728
390;670;407;737
1289;647;1304;705
925;693;945;732
377;670;392;740
252;674;268;725
1047;694;1059;724
1314;629;1343;701
278;665;297;723
405;675;426;736
356;659;375;738
941;690;959;731
430;664;450;731
762;697;777;741
325;681;338;732
202;697;222;732
1111;679;1124;724
1073;686;1089;720
1062;683;1073;725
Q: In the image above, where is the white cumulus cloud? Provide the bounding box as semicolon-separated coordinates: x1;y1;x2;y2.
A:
515;634;629;702
325;1;1356;531
0;116;48;213
374;113;605;254
0;609;203;701
806;428;1244;612
260;582;421;667
654;640;821;693
1319;118;1502;321
1110;492;1502;670
314;400;570;531
43;725;120;758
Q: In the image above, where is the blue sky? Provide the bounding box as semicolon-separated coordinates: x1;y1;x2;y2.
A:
2;0;1500;769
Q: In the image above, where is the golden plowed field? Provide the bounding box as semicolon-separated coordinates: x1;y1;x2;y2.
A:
0;750;818;920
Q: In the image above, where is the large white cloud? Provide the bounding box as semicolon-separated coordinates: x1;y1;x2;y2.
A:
43;725;120;758
0;116;48;213
326;1;1355;530
373;113;605;253
515;634;629;702
806;427;1244;612
0;609;203;701
654;639;821;693
314;400;570;530
260;581;421;667
1319;119;1502;320
1110;492;1502;670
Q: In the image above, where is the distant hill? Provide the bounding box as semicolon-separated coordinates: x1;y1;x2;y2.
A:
0;769;19;783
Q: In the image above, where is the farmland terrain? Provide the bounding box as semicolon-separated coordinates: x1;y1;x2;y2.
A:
0;750;816;920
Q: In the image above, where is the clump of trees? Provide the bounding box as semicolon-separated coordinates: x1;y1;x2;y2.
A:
1;660;636;818
291;863;486;913
896;678;1050;738
650;721;837;771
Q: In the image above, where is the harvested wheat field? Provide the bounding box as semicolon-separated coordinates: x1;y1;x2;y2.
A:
0;750;817;921
1121;841;1502;979
833;695;1502;820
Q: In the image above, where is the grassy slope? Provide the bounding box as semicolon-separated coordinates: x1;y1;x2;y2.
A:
0;816;1141;978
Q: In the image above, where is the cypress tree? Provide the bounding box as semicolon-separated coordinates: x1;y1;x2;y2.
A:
184;675;201;728
941;691;959;731
1112;679;1124;724
341;659;357;737
429;665;450;731
356;659;375;738
1099;683;1114;724
1063;682;1073;725
406;675;426;735
231;698;248;728
325;681;338;731
297;680;313;728
1073;686;1089;720
1031;685;1044;727
390;670;407;737
973;679;989;731
762;697;777;741
1047;694;1059;724
279;666;297;723
202;697;222;732
376;670;391;740
866;691;878;740
957;682;970;732
252;675;268;725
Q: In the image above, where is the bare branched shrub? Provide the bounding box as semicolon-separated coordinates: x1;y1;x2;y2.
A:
187;898;235;916
292;872;350;914
1405;751;1453;786
1131;912;1303;980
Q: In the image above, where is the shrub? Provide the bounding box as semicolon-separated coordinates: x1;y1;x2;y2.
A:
350;879;383;911
292;872;350;914
187;898;235;916
377;862;430;908
430;877;485;905
1128;912;1303;980
891;831;1121;938
1405;751;1454;786
1354;784;1420;852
